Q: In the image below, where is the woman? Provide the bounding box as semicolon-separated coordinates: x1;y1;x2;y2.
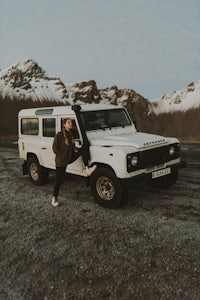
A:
52;118;74;206
52;118;96;207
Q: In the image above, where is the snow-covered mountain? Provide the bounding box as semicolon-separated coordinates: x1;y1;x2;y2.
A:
0;59;69;103
0;59;148;112
0;59;150;135
0;58;199;141
151;80;200;114
1;58;199;114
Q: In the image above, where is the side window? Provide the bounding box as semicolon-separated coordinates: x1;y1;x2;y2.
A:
43;118;56;137
21;118;39;135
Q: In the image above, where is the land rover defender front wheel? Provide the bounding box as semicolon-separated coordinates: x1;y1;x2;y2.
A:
90;167;123;208
27;156;48;186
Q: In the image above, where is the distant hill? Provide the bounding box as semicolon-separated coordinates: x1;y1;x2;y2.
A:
151;80;200;114
0;58;199;141
148;81;200;141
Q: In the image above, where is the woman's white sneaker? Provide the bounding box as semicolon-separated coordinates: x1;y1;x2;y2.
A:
52;197;59;207
86;165;97;176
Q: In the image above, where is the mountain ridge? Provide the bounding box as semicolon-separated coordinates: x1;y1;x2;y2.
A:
0;59;199;141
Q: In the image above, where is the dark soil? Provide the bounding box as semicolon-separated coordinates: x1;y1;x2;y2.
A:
0;144;200;299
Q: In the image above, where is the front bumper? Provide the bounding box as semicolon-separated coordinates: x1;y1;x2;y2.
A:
121;161;187;186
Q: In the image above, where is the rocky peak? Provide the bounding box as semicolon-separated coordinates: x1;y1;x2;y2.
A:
67;81;149;108
0;59;69;102
100;86;150;129
15;59;45;78
67;80;101;104
0;59;45;88
67;80;150;130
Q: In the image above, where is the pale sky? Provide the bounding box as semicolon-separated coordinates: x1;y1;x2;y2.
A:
0;0;199;100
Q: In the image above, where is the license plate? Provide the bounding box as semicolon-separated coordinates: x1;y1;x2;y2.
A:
152;167;171;179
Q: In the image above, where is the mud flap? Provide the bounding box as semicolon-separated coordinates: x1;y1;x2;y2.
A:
22;161;28;175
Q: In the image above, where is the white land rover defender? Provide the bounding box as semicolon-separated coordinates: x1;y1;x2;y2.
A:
18;104;186;208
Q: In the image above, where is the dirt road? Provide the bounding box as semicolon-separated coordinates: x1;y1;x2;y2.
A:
0;144;200;299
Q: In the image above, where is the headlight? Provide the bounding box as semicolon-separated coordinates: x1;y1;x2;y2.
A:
169;146;175;156
131;156;139;166
127;153;141;172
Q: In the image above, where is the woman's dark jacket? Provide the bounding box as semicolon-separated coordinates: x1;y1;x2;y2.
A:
52;130;74;167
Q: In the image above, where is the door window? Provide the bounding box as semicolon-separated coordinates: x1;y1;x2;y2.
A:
43;118;56;137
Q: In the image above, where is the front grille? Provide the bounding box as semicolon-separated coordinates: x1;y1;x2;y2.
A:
142;146;168;168
127;143;180;172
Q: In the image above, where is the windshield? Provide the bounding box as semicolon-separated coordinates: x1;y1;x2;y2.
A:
80;109;132;131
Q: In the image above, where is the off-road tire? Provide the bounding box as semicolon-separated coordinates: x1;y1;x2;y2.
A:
27;156;49;186
90;167;123;208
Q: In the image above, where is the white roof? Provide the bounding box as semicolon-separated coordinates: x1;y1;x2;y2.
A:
18;103;121;117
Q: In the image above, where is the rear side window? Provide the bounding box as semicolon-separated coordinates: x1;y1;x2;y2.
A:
43;118;56;137
21;118;39;135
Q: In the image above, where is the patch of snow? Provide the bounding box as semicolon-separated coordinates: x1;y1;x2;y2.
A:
151;80;200;114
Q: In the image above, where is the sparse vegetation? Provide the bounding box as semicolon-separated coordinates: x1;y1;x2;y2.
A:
0;95;65;136
148;109;200;141
0;93;199;142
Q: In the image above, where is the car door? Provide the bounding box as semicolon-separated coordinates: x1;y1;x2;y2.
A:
40;117;57;169
58;116;86;176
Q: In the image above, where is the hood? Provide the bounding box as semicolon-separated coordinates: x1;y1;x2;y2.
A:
90;132;168;149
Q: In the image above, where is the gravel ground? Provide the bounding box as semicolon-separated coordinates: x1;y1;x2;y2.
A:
0;144;200;300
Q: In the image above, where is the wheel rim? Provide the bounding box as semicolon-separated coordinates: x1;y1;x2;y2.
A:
96;176;115;201
30;163;39;181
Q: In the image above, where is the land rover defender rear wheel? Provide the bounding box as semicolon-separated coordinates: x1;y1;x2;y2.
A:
90;167;123;208
27;156;48;186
